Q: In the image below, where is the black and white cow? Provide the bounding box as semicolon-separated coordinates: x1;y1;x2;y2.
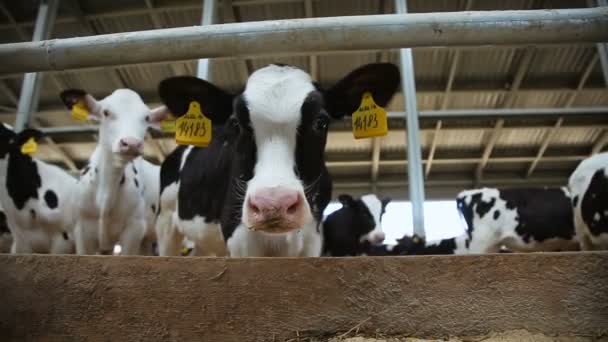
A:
0;205;12;253
322;194;390;256
155;63;401;257
456;187;579;253
569;152;608;250
0;124;78;253
60;89;169;255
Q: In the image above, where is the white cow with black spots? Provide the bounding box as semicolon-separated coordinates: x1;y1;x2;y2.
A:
568;152;608;250
456;187;579;253
0;124;78;254
60;89;169;255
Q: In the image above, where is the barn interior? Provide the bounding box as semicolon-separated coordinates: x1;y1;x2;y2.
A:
1;0;606;201
0;1;607;341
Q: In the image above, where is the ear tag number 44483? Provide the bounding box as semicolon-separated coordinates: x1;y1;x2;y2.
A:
175;101;212;147
351;92;388;139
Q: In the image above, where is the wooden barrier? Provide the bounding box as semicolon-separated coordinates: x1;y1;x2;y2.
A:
1;253;607;341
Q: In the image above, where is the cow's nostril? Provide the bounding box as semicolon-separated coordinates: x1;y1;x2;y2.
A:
287;202;298;215
120;140;128;147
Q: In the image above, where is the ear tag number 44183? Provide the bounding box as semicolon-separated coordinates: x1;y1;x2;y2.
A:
175;101;212;147
21;137;38;155
351;92;388;139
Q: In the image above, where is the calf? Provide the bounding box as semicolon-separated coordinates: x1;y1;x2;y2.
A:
568;152;608;250
139;159;161;255
0;124;77;254
0;205;12;253
156;63;400;257
322;194;390;256
60;89;168;255
456;187;579;253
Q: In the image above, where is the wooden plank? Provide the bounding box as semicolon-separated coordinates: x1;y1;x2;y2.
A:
0;253;607;341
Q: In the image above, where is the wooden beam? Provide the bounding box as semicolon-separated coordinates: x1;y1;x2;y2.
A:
304;0;318;80
220;0;251;82
424;120;442;178
1;253;607;340
475;118;504;182
525;51;598;177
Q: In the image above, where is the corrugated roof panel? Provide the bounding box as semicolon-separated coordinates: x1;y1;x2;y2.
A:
314;0;382;17
326;132;373;153
550;127;604;146
495;128;546;148
435;129;485;150
525;46;595;85
457;48;517;86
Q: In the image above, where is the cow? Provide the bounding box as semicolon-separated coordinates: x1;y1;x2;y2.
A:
568;152;608;250
60;89;169;255
455;187;579;253
0;205;12;253
155;63;401;257
0;124;77;254
322;193;390;256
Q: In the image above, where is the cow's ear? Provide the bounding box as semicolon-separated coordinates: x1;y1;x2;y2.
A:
381;197;391;211
338;194;355;208
158;76;234;124
60;89;102;120
146;105;171;131
16;128;43;146
324;63;401;119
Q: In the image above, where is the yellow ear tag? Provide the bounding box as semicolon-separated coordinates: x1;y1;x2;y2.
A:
175;101;212;147
160;113;176;133
21;137;37;155
351;92;388;139
71;99;89;121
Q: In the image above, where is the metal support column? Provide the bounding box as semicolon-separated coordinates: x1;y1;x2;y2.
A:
395;0;425;237
15;0;59;132
196;0;216;80
596;0;608;86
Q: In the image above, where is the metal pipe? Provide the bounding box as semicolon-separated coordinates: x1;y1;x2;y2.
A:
196;0;216;80
14;0;58;131
1;8;607;74
396;0;425;237
387;106;608;118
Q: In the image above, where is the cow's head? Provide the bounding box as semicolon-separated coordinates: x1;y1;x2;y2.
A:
159;63;400;234
60;89;169;162
338;193;390;246
0;123;43;159
394;234;426;255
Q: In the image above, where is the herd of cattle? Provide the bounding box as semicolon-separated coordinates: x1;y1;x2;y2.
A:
0;62;607;257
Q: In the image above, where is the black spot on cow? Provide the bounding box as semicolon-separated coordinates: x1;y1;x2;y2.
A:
493;210;500;220
0;211;9;234
95;167;98;174
7;150;41;210
476;197;496;218
391;235;457;255
62;232;69;240
119;173;125;185
499;188;575;243
134;178;139;188
44;190;58;209
30;209;36;219
151;204;156;213
132;164;138;174
581;169;608;237
572;195;579;208
81;165;90;176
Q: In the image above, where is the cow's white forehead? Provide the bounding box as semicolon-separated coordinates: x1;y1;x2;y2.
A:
360;194;382;224
244;65;314;125
101;89;148;113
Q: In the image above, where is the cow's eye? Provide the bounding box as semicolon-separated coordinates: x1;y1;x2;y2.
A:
314;113;330;132
103;109;111;118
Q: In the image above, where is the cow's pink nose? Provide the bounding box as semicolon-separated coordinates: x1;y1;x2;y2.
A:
118;137;143;155
368;231;386;245
247;187;303;230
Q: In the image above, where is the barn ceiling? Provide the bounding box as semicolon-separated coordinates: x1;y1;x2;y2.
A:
0;0;607;200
